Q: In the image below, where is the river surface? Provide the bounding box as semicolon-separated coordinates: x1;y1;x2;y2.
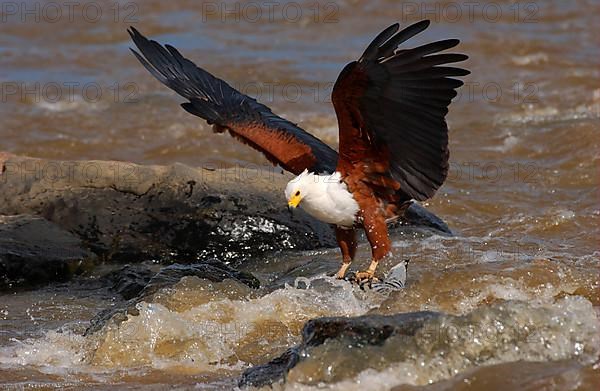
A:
1;0;599;389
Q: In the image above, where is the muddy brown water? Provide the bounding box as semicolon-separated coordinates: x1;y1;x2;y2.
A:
0;0;599;389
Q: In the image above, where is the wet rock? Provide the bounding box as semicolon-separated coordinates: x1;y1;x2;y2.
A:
142;259;260;293
0;155;335;264
238;311;440;388
239;347;301;388
86;259;260;335
301;311;439;347
0;154;451;266
98;264;156;300
0;214;94;290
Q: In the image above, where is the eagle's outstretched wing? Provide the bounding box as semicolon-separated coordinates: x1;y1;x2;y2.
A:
332;20;469;201
129;27;337;175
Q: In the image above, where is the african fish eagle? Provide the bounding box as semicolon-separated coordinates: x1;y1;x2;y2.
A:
129;20;469;282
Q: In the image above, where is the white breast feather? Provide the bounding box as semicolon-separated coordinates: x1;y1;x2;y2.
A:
298;172;360;227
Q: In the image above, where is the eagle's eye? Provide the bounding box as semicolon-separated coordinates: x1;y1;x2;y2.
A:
295;190;300;196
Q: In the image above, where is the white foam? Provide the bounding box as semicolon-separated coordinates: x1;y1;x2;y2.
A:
511;53;549;66
0;276;376;376
36;96;107;112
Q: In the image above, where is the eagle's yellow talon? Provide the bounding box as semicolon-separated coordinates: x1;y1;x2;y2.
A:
334;262;351;279
354;270;379;283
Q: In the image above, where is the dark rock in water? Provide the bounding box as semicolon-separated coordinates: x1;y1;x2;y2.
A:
0;214;94;290
239;347;301;388
98;264;157;300
86;259;260;335
86;300;137;337
141;259;260;294
0;154;451;267
301;311;439;347
238;311;440;388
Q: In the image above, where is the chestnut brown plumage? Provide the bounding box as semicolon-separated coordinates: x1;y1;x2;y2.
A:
129;20;469;281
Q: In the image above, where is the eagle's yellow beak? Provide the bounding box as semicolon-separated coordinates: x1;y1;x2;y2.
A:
287;193;302;208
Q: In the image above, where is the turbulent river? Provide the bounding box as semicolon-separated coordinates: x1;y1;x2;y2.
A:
0;0;599;389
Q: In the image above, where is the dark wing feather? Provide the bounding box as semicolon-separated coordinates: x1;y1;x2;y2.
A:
128;27;337;175
332;20;469;201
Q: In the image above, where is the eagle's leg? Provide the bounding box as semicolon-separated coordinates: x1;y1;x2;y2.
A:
355;211;391;282
334;227;357;279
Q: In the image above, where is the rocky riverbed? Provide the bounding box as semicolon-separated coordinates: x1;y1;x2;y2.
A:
0;154;598;390
0;154;467;390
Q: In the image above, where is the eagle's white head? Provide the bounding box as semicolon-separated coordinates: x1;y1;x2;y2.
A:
284;169;318;209
284;169;360;227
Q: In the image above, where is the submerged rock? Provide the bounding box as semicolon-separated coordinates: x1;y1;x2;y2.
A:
240;297;600;388
98;264;157;300
0;154;451;268
86;259;260;335
238;311;440;387
0;214;94;290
